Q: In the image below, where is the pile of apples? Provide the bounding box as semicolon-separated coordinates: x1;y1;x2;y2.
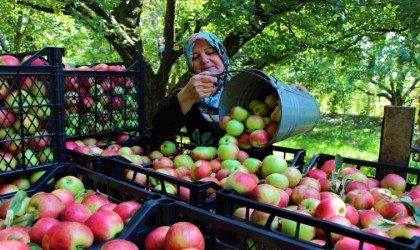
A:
64;63;140;136
0;170;48;196
219;92;281;149
0;55;56;172
0;174;142;249
229;158;420;249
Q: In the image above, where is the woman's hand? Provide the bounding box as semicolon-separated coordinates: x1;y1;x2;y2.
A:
177;72;218;114
290;84;308;93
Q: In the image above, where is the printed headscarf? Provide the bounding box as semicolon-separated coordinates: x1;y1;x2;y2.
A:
184;32;230;72
184;32;230;110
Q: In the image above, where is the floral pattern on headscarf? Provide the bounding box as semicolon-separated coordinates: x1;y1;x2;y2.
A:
184;32;230;109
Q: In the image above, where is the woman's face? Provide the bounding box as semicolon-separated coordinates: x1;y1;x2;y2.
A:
191;39;225;74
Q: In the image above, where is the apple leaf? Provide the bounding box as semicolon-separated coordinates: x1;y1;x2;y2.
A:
12;212;35;227
331;154;343;192
191;129;215;146
28;242;43;250
8;190;28;214
368;218;397;231
5;209;15;227
400;196;420;223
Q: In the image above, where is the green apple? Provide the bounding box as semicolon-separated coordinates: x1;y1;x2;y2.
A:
245;115;265;131
265;173;289;190
225;120;245;137
13;113;40;135
242;157;262;174
217;143;240;161
29;97;52;121
30;170;47;184
191;146;217;161
283;167;302;188
16;148;40;167
159;140;177;156
173;154;194;169
37;147;55;164
230;106;249;122
280;210;316;241
261;155;288;178
54;176;85;196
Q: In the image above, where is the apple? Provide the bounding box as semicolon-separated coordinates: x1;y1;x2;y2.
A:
29;170;46;184
164;222;205;250
85;209;124;242
362;228;390;250
283;167;302;188
344;203;359;225
0;240;30;250
270;105;281;122
245;115;265;131
81;193;111;213
314;197;346;219
316;214;352;243
217;143;240;161
264;92;279;109
298;198;321;215
47;221;94;249
191;160;212;180
11;176;31;190
358;210;385;228
345;172;368;184
218;134;239;146
159;140;177;156
373;198;409;219
219;116;231;131
29;217;61;245
131;145;144;155
0;109;15;128
387;223;420;239
99;203;118;211
51;188;75;206
306;169;327;180
101;239;139;250
237;131;252;150
261;155;287;178
225;119;245;137
252;102;270;117
54;175;85;196
172;154;194;169
230;105;249;122
60;203;92;223
250;183;281;206
291;185;320;205
191;146;217;161
26;191;65;218
0;55;20;66
277;188;290;207
280;210;316;241
0;225;30;243
320;159;336;175
113;201;142;225
265;121;279;139
299;177;321;192
13;113;40;135
0;184;19;195
334;236;376;250
344;180;369;193
16;149;40;167
344;189;374;210
380;173;406;194
208;158;222;172
249;129;270;148
226;171;258;196
233;207;254;220
250;209;280;229
265;173;289;190
242;157;262;174
370;187;393;203
27;131;51;152
152;156;174;169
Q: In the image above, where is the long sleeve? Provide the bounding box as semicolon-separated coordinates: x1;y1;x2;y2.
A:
152;89;187;135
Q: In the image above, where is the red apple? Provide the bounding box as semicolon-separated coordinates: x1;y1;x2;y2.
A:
152;156;174;169
344;189;374;210
380;173;406;194
191;160;212;180
164;222;205;250
26;192;65;219
51;188;75;206
226;171;258;196
283;167;302;188
306;168;327;180
112;201;141;225
0;55;20;66
249;129;270;148
299;177;321;192
291;185;320;205
60;203;92;223
84;210;124;242
358;210;385;228
81;193;111;213
29;217;61;245
373;198;409;219
48;221;94;249
344;203;359;225
0;240;31;250
250;183;280;206
314;197;346;219
0;226;30;243
144;226;170;250
320;159;336;175
334;236;376;250
101;239;139;250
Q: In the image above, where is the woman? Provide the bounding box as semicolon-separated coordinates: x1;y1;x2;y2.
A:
152;32;230;144
152;32;307;145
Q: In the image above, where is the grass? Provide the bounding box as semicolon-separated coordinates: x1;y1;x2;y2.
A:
278;113;420;169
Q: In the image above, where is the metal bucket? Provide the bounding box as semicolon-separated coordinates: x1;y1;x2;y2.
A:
219;69;320;145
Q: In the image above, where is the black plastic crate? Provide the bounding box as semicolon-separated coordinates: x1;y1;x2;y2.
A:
0;48;66;175
63;61;146;139
110;198;322;250
66;128;152;170
0;163;163;249
304;153;420;189
216;188;420;250
175;131;306;170
102;156;220;210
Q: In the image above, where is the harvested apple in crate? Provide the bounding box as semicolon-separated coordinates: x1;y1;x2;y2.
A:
0;164;161;249
0;48;66;175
